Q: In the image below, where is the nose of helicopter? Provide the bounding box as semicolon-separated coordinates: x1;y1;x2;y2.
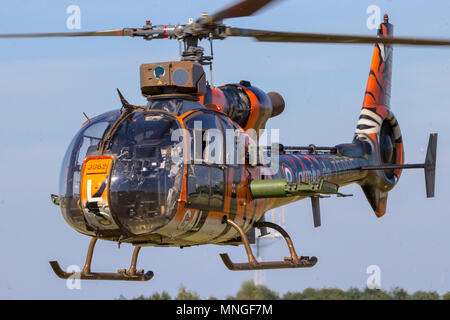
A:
107;110;184;236
58;109;184;237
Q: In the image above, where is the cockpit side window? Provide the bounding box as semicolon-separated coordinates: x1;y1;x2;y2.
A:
215;114;246;166
187;165;225;211
185;112;220;131
184;111;225;165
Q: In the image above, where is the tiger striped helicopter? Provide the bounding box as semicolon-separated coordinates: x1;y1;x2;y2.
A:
1;0;445;281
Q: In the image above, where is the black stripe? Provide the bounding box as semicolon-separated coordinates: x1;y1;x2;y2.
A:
364;106;383;117
357;124;376;130
365;91;376;101
92;180;107;198
376;44;384;68
359;114;381;125
369;70;384;91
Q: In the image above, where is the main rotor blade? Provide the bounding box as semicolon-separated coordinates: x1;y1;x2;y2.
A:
208;0;278;23
227;27;450;46
0;29;132;39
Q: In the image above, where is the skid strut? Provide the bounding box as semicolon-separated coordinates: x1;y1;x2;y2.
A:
49;237;153;281
220;219;317;271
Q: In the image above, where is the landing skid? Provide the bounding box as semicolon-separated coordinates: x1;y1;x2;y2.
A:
220;219;317;271
220;253;317;271
49;237;153;281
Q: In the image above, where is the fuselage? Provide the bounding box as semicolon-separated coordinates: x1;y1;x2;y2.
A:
58;97;370;248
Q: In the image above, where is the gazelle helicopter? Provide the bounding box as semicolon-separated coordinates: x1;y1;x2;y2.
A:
1;0;447;281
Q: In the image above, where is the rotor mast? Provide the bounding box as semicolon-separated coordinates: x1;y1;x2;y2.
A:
181;34;214;86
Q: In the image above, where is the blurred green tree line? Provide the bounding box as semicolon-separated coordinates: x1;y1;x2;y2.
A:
118;281;450;300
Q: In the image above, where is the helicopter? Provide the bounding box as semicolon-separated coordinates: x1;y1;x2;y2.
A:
1;0;447;282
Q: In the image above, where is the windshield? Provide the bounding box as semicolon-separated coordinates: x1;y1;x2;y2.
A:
59;109;184;236
147;99;205;115
108;110;183;235
58;111;120;235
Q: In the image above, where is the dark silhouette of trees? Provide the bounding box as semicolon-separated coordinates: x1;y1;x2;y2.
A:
121;280;450;300
175;285;200;300
232;281;279;300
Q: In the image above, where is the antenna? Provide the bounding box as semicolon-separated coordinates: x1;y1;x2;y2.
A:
209;36;214;86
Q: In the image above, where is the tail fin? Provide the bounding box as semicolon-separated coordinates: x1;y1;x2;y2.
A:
424;133;437;198
356;14;395;143
351;15;437;217
362;14;394;109
354;15;404;217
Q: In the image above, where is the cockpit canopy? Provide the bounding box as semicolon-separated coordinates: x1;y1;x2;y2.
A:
59;109;184;236
58;101;253;238
147;98;205;115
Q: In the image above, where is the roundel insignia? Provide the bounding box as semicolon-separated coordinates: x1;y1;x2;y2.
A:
154;66;165;79
282;164;294;183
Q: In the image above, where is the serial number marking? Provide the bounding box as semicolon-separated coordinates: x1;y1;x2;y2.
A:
85;160;110;174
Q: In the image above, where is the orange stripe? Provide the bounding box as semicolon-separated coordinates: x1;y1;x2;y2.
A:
243;88;260;131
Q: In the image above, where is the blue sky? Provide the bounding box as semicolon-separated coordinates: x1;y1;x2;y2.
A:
0;0;449;299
